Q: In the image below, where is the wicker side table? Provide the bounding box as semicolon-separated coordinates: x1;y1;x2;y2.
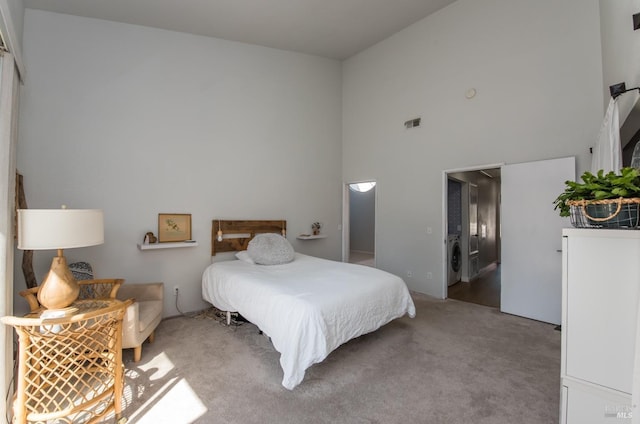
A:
2;299;130;424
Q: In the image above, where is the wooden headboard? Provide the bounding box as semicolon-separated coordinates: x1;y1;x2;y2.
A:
211;219;287;255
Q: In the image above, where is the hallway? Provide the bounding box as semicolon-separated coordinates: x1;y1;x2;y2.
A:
447;264;500;308
349;250;374;267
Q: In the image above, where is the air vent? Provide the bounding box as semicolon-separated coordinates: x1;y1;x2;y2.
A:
404;117;421;129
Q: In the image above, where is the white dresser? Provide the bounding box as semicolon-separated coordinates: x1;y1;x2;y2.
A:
560;228;640;423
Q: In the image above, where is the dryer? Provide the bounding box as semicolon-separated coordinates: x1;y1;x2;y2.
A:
447;234;462;286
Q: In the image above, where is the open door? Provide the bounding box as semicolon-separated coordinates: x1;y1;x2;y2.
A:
343;181;376;266
501;156;575;325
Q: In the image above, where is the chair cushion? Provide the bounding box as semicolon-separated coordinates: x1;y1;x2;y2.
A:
136;300;163;333
69;262;94;280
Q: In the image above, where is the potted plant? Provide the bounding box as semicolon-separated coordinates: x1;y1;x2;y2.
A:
553;167;640;228
311;222;322;235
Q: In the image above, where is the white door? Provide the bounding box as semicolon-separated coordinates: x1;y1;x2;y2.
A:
501;156;575;324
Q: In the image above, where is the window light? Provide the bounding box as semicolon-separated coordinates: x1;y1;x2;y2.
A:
349;182;376;193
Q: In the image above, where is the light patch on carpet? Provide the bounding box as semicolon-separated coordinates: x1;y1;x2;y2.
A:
126;377;207;424
136;351;176;381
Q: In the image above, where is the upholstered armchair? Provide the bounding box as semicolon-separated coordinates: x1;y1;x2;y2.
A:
116;282;164;362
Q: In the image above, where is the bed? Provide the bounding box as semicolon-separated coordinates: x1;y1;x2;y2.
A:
201;220;416;390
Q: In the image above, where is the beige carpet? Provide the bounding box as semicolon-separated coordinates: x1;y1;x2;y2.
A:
119;293;560;424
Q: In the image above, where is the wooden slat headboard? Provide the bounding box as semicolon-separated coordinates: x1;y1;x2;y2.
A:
211;219;287;255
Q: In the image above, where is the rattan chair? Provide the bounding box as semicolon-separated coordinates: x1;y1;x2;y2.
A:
2;299;130;424
19;279;125;312
20;279;164;363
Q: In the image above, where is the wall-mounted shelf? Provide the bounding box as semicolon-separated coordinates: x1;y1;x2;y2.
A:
296;234;327;240
137;241;198;250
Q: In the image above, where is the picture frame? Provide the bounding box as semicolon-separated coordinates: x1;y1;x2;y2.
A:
158;213;192;243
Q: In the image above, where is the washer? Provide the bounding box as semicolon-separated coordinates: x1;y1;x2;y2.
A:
447;234;462;286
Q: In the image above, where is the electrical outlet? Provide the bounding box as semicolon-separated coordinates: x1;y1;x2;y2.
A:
426;272;433;280
174;286;179;296
406;271;413;278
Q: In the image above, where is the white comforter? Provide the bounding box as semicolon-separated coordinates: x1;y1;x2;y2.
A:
201;253;416;389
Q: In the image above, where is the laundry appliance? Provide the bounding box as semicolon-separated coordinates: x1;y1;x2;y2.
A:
447;234;462;286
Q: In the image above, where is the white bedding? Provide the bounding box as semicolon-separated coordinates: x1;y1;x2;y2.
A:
201;253;416;389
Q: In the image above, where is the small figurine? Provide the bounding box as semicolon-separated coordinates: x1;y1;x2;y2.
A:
143;232;157;244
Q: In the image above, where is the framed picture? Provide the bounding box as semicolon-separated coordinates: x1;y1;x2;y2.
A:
158;213;192;243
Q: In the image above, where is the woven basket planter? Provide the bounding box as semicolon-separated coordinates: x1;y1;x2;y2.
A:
567;197;640;229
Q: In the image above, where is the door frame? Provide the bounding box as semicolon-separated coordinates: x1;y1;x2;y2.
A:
342;180;377;265
442;163;503;298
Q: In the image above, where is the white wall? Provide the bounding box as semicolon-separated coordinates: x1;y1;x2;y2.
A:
599;0;640;122
342;0;604;297
16;10;343;316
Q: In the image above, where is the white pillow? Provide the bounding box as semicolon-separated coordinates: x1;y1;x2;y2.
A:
247;233;295;265
235;250;255;264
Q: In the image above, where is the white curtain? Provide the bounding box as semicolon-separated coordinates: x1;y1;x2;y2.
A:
591;97;622;174
0;51;18;423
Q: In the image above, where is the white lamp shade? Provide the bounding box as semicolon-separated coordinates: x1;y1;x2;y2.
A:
17;209;104;250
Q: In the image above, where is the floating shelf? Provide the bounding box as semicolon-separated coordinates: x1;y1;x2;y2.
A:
296;234;327;240
137;241;198;250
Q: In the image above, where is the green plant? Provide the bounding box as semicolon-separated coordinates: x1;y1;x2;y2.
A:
553;167;640;217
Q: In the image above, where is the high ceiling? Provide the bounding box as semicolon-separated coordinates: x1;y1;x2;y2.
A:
24;0;459;60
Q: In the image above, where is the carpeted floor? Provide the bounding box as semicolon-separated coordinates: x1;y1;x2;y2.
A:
119;293;561;424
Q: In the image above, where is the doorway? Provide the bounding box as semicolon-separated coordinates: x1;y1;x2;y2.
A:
444;157;574;324
445;167;502;308
344;181;376;267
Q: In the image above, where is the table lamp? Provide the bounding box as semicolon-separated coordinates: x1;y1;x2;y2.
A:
17;207;104;310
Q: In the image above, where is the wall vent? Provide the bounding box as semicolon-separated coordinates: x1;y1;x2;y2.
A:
404;117;421;129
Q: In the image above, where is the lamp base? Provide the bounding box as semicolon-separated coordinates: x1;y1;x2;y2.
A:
37;254;79;310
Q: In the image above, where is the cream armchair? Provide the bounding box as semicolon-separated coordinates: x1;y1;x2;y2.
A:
116;282;164;362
